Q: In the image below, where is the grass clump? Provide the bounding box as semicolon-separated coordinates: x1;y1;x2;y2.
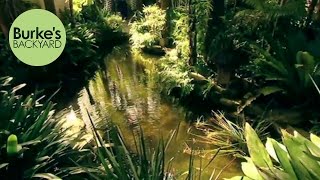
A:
193;111;270;156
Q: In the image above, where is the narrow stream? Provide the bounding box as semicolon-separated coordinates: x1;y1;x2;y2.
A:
58;46;241;179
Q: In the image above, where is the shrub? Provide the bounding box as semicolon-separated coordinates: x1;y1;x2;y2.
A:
170;9;190;60
62;4;127;48
64;23;98;65
158;49;194;96
105;13;125;32
87;124;168;179
73;0;94;12
129;5;166;50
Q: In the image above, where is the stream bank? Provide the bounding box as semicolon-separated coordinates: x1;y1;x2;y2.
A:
57;46;241;179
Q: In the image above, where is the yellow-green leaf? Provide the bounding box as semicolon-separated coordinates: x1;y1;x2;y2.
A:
245;123;273;168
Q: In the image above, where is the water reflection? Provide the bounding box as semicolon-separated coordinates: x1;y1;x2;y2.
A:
60;46;241;179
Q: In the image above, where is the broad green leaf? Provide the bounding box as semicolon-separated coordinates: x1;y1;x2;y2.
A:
310;134;320;148
241;161;263;180
296;51;315;73
259;86;284;96
293;131;320;158
304;151;320;162
245;123;273;168
259;167;292;179
265;138;279;162
270;139;297;179
282;130;313;180
298;153;320;178
293;133;320;179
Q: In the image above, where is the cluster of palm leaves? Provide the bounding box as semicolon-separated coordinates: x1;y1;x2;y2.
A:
228;123;320;180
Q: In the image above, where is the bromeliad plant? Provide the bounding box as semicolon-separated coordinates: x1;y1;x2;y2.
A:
228;123;320;180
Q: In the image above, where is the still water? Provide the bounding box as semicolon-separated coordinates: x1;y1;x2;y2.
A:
59;46;241;179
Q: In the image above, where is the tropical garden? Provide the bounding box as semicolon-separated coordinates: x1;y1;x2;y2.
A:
0;0;320;179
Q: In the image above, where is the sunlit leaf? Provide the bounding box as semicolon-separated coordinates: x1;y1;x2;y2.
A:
245;123;273;168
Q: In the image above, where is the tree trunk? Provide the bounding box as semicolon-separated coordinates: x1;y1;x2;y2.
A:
316;0;320;23
159;0;170;47
204;0;225;60
44;0;56;14
129;0;142;12
188;0;197;66
0;0;20;39
272;0;286;37
217;67;231;86
68;0;76;27
306;0;318;27
0;13;9;39
204;0;229;84
117;0;129;17
105;0;114;11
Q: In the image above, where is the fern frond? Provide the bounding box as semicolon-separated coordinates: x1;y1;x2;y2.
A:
244;0;306;20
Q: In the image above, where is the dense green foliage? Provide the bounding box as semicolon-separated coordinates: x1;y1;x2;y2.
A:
0;3;127;95
0;77;218;179
246;49;320;104
228;123;320;180
129;1;320;126
157;8;194;96
0;77;88;179
130;5;166;50
128;1;320;177
1;0;320;179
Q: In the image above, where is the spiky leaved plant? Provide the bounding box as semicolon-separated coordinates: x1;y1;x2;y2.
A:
0;77;88;179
